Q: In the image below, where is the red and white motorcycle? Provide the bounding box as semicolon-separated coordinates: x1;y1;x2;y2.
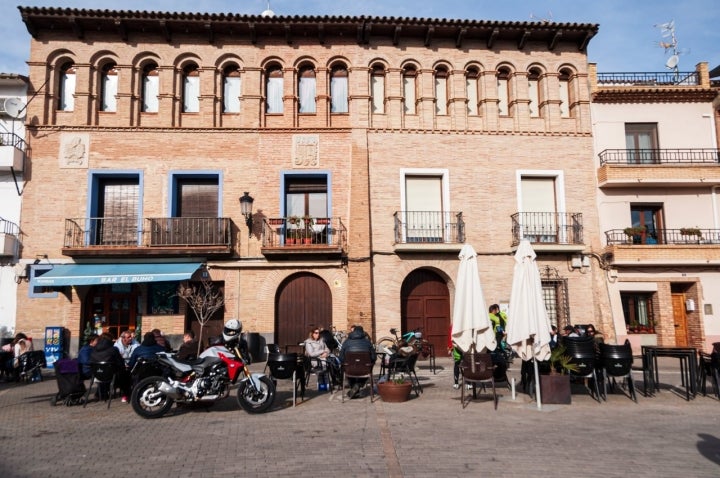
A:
131;341;275;418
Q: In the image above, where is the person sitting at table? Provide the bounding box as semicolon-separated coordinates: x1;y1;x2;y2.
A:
128;332;166;370
339;325;376;399
90;333;131;402
78;334;99;379
114;330;139;367
176;330;202;360
304;327;330;371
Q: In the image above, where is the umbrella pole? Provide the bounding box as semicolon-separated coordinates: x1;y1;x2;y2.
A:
533;342;542;410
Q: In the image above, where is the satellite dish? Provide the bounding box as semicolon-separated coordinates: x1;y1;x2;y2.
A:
3;97;27;119
665;54;679;70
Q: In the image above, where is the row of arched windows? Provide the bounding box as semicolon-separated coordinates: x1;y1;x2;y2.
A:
54;57;577;119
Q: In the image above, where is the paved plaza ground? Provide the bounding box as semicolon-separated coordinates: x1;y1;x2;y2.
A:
1;356;719;477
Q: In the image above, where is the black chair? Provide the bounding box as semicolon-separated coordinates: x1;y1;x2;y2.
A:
562;336;602;403
600;340;636;402
266;353;305;407
83;361;118;409
699;343;720;400
387;352;422;397
460;352;497;410
341;351;375;403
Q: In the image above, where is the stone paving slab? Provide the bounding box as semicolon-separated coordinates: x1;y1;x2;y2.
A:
0;357;718;477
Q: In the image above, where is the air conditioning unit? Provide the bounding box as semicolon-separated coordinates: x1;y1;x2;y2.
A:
1;234;18;257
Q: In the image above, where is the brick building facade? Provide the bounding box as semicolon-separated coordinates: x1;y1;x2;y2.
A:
15;7;610;356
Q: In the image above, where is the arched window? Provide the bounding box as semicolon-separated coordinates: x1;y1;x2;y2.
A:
298;65;316;114
370;64;385;114
100;62;118;112
222;64;241;113
435;66;448;115
496;67;511;116
266;64;283;114
403;65;417;115
559;68;571;118
466;67;479;116
141;63;159;113
182;63;200;113
58;61;76;111
528;68;541;118
330;65;348;114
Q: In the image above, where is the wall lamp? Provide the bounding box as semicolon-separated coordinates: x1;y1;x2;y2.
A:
239;192;254;237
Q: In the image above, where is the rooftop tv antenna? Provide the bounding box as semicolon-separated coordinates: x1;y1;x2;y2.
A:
655;20;687;80
261;1;275;18
529;11;553;23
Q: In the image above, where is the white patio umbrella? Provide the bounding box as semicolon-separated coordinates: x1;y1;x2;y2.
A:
451;244;496;354
506;239;553;409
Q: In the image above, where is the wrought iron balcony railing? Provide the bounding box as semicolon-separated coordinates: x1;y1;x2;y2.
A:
596;71;699;86
0;217;20;257
393;211;464;244
605;228;720;246
63;217;232;248
511;212;583;246
262;216;346;249
598;148;720;165
0;132;27;152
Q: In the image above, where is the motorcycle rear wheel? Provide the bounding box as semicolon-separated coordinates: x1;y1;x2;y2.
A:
237;375;275;413
131;376;174;419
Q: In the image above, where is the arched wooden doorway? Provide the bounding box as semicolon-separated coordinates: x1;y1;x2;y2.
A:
84;284;139;340
275;272;332;348
401;269;450;353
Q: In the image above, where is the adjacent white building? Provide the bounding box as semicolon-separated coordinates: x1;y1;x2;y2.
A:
0;73;28;336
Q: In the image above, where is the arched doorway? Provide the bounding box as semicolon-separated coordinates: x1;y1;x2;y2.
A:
275;272;332;348
401;269;450;352
84;284;139;340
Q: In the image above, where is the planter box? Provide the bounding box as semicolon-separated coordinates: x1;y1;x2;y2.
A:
540;374;571;404
377;381;412;402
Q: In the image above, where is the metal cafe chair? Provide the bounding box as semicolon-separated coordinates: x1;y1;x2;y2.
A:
460;352;497;410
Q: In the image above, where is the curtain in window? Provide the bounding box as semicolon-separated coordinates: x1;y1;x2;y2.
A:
435;75;447;115
266;77;283;113
330;76;348;113
298;76;316;113
403;74;416;114
183;74;200;113
528;78;539;117
371;74;384;113
59;66;76;111
559;73;570;118
223;76;241;113
497;76;509;116
466;77;478;115
142;68;159;113
101;67;118;112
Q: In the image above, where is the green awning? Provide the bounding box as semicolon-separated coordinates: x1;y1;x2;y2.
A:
32;262;202;286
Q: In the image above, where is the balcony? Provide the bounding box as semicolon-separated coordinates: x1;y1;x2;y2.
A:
393;211;464;252
0;132;26;172
62;217;234;257
596;71;700;87
261;216;346;257
0;217;20;257
511;212;584;251
597;149;720;188
604;228;720;265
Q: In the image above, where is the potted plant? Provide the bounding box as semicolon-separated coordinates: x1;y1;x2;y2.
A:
539;344;578;405
679;227;702;238
377;374;412;402
623;226;645;237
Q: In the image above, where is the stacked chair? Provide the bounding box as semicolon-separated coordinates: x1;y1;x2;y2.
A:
562;336;602;402
600;340;636;402
266;353;305;407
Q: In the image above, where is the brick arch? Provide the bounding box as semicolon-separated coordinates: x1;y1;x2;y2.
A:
214;53;244;70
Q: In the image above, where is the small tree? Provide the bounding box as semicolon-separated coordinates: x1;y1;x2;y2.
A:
177;278;225;355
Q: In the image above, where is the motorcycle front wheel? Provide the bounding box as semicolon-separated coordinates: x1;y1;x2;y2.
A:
131;376;174;419
237;375;275;414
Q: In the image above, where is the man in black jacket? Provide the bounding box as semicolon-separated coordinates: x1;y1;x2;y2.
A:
339;325;376;398
90;334;131;402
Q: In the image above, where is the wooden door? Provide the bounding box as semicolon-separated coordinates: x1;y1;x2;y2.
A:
401;269;450;352
671;293;689;347
86;285;138;340
276;273;332;349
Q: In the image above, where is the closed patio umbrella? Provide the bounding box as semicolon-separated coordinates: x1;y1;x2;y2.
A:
506;239;552;409
451;244;496;354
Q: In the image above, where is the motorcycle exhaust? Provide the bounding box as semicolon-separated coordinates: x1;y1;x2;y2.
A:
157;381;183;399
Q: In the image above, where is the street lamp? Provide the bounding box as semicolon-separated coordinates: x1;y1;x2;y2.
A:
239;192;254;237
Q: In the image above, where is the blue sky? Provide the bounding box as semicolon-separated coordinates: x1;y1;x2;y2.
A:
1;0;718;75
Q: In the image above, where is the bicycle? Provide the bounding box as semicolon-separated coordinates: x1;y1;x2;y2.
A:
376;328;432;358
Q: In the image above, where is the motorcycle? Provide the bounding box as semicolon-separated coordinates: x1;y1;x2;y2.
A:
130;341;275;418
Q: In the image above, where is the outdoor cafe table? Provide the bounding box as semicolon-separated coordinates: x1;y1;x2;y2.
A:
641;345;698;400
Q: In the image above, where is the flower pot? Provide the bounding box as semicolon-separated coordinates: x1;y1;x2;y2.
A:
539;374;571;404
377;381;412;402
